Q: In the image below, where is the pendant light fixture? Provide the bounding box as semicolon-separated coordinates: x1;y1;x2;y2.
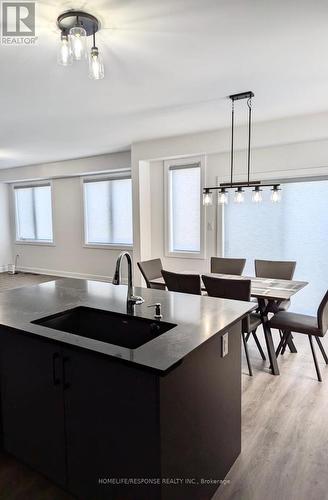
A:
252;185;262;203
57;33;72;66
203;91;281;205
271;185;281;203
218;188;228;204
70;23;87;61
57;11;104;80
203;188;213;206
88;32;105;80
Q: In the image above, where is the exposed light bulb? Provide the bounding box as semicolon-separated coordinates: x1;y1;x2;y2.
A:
271;186;281;203
57;33;72;66
88;47;105;80
234;188;245;203
252;187;262;203
203;190;213;206
218;189;228;204
69;26;87;60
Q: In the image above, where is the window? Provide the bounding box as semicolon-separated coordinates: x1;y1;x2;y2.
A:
83;176;133;246
14;184;54;243
223;179;328;314
165;158;204;257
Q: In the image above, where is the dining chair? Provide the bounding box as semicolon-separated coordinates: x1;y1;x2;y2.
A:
210;257;246;275
255;259;297;352
161;270;201;295
255;259;296;281
137;259;166;290
268;290;328;381
202;275;264;376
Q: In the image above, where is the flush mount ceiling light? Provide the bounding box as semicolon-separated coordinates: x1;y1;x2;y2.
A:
57;10;104;80
203;91;281;205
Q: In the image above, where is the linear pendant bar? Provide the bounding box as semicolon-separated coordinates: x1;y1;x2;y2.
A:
203;90;282;205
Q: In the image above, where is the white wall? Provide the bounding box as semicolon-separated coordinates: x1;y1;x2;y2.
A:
0;152;132;280
0;183;12;271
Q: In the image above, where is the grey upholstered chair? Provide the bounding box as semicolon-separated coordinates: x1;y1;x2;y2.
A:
161;270;201;296
202;275;264;376
255;259;296;313
255;259;296;281
210;257;246;275
269;290;328;382
137;259;166;290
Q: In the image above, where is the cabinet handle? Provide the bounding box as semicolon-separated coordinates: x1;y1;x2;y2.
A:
63;356;70;390
52;353;61;386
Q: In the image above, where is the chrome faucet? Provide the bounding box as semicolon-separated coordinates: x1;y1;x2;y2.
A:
112;251;144;306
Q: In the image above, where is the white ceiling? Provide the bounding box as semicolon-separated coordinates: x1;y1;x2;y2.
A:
1;0;328;168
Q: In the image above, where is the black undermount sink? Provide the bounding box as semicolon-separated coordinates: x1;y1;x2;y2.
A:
32;306;176;349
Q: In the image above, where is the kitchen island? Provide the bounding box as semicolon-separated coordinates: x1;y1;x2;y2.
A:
0;278;254;500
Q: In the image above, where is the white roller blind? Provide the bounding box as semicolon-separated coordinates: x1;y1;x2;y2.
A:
169;164;201;253
84;177;133;245
224;179;328;314
15;184;53;242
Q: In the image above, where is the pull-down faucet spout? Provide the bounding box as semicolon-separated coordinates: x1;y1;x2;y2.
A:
112;252;144;306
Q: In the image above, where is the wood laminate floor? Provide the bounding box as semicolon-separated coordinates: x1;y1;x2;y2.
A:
0;273;327;500
215;330;328;500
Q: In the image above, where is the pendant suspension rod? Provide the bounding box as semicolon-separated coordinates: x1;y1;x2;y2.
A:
93;30;96;47
230;100;235;186
247;97;252;186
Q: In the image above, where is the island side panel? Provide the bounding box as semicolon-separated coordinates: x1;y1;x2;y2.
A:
159;321;242;500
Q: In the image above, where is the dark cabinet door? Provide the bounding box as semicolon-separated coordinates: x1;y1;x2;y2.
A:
63;347;160;500
0;329;66;487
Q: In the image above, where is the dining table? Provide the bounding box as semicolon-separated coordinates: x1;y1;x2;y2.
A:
149;272;308;376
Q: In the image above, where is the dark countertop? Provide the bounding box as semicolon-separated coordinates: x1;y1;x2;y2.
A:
0;278;255;373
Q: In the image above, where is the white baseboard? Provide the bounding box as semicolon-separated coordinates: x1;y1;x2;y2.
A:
16;266;113;283
0;265;9;273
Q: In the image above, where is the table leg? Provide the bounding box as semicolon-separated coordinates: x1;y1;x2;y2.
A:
258;299;280;375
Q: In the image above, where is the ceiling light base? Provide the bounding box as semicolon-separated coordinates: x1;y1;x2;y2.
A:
57;10;100;36
229;91;254;101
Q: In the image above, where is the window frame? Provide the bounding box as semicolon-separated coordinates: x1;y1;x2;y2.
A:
164;156;206;259
81;173;133;250
12;181;55;246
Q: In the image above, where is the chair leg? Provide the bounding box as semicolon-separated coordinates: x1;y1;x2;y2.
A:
252;330;266;360
279;330;285;355
315;337;328;364
309;335;322;382
245;332;251;342
241;332;253;376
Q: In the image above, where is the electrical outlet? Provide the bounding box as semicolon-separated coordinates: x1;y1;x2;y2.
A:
221;332;229;357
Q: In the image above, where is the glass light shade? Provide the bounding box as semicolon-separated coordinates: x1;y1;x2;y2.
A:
57;34;72;66
69;26;87;60
252;187;262;203
234;188;245;203
88;47;105;80
271;187;281;203
203;191;213;206
218;190;228;204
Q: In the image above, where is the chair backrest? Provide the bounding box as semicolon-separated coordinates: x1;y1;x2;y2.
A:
255;259;296;280
318;289;328;335
210;257;246;275
202;276;251;331
202;276;251;301
161;270;201;295
137;259;165;290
